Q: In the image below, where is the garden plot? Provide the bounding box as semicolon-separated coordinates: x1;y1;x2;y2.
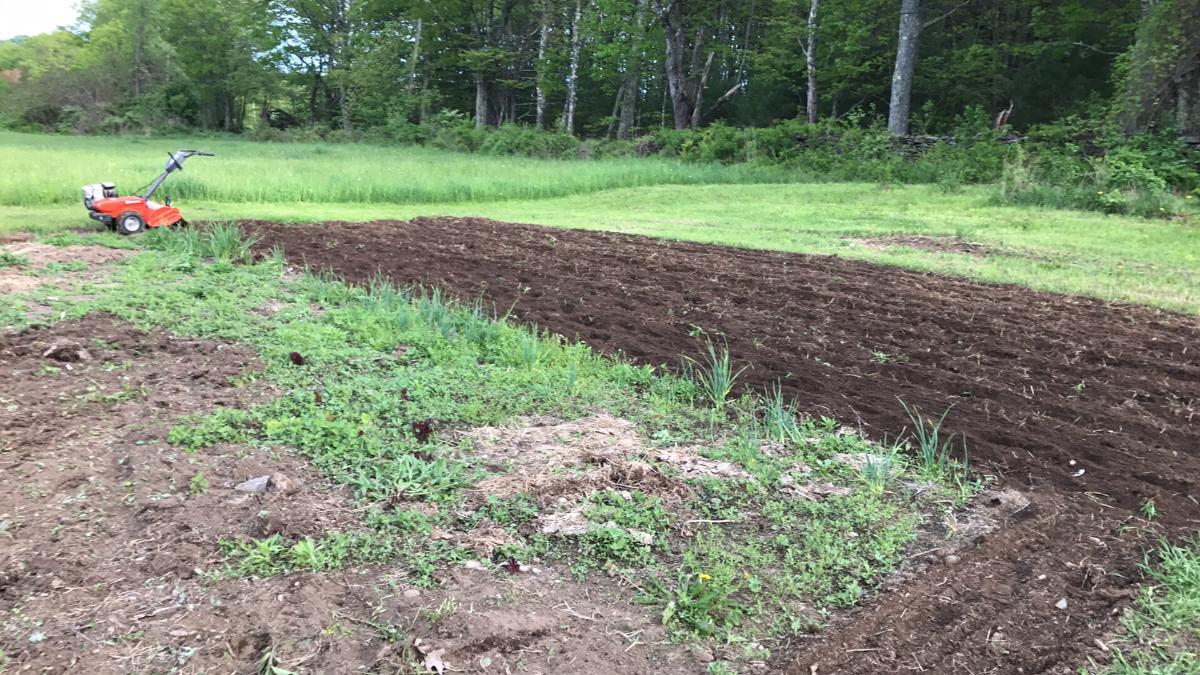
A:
252;216;1200;674
0;229;995;673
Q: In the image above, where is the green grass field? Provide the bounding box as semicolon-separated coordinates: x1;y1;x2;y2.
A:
2;130;1198;313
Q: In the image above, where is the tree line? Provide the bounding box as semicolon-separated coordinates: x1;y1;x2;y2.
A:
1;0;1197;140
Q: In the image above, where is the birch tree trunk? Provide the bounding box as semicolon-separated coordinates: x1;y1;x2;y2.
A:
536;0;550;128
475;0;495;129
563;0;584;135
887;0;922;136
405;18;422;96
618;0;647;139
805;0;819;123
475;73;488;129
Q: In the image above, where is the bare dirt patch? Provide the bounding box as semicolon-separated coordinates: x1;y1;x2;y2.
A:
251;216;1200;674
0;241;136;294
466;414;686;506
850;234;1004;256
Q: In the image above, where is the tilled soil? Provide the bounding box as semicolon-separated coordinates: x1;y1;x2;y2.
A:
251;217;1200;674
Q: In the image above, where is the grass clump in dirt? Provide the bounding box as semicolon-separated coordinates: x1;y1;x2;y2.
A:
16;225;980;667
0;250;29;268
1095;538;1200;674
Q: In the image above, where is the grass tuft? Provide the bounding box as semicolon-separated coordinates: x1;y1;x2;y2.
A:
685;339;748;415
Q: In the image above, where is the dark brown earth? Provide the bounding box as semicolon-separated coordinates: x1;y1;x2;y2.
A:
1;314;712;674
251;216;1200;675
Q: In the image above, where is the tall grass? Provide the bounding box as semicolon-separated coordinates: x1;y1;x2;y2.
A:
0;130;796;207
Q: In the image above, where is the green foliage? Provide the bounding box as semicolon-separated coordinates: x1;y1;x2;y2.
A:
574;491;671;572
168;408;255;451
1099;539;1200;674
474;494;540;528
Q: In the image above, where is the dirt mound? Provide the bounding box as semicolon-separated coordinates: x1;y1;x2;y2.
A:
251;216;1200;674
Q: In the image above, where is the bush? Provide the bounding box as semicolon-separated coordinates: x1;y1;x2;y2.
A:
479;123;580;159
993;144;1191;218
682;122;742;163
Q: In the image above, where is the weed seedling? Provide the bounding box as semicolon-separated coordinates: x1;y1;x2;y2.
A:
188;472;210;496
423;597;460;625
256;642;296;675
1141;499;1158;521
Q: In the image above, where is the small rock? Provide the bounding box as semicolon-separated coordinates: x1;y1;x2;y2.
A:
50;577;64;589
944;555;961;566
43;341;91;363
269;472;297;495
627;529;655;546
538;509;589;536
234;476;270;493
168;629;196;637
1055;598;1068;610
403;589;421;598
463;560;488;571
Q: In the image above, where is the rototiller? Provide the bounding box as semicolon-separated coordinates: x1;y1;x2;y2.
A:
82;149;213;235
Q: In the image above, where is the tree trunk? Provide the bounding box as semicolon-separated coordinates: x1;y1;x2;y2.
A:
618;0;647;139
805;0;819;123
406;18;422;95
536;0;550;129
887;0;922;136
607;80;626;137
475;0;496;129
339;87;352;132
475;73;489;129
132;16;146;96
564;0;584;135
690;51;714;128
661;1;693;130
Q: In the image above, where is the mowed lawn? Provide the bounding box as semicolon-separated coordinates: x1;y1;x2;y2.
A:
2;131;1197;313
